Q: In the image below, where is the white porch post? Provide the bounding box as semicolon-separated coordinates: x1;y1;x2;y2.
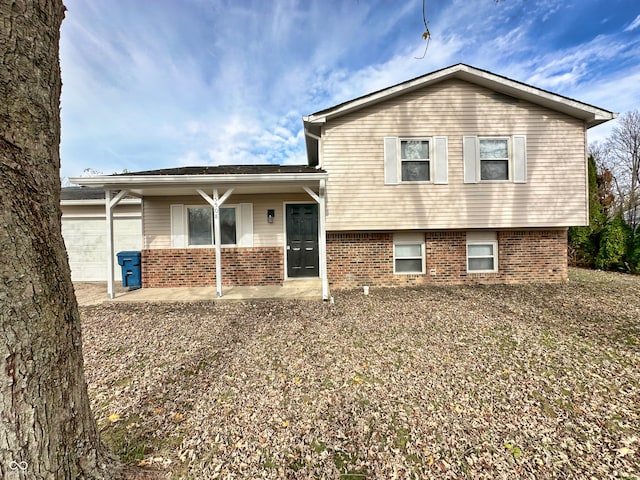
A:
197;188;234;297
213;189;222;298
318;179;329;301
105;189;129;299
303;182;329;301
105;189;114;299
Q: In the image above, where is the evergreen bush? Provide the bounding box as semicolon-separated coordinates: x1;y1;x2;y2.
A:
595;216;631;270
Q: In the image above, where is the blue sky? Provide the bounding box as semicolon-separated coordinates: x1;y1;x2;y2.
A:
60;0;640;181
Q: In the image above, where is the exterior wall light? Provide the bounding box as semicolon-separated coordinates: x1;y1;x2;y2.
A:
267;209;275;224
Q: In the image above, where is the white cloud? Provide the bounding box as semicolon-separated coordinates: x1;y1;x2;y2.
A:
59;0;640;179
624;14;640;32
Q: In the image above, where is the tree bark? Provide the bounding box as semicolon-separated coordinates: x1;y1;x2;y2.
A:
1;1;119;478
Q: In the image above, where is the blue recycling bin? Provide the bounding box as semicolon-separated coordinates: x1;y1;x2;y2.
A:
117;251;142;289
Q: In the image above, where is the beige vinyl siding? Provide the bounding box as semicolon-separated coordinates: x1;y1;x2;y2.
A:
143;193;310;249
61;203;141;218
321;78;588;231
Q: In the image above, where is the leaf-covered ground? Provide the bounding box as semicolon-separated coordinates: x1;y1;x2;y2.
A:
80;268;640;479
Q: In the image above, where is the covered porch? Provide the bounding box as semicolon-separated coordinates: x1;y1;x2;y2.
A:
70;166;329;301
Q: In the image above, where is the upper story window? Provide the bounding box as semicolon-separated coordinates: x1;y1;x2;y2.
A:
463;135;526;184
187;206;237;246
479;137;509;181
400;139;431;182
384;136;448;185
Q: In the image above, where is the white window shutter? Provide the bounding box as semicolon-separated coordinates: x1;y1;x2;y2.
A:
512;135;527;183
433;136;448;184
237;203;253;247
170;204;185;248
384;137;398;185
463;136;478;183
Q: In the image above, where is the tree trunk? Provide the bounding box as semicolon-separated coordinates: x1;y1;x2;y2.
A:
0;1;119;478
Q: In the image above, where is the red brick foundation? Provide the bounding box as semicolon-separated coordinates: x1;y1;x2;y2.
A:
142;247;283;288
141;229;567;289
326;229;568;289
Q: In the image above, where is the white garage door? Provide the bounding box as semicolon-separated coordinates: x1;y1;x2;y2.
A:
62;217;142;281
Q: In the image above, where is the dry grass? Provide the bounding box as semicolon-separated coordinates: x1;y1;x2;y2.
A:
81;268;640;479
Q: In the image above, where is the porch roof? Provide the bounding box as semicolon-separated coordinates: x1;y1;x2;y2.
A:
69;165;328;196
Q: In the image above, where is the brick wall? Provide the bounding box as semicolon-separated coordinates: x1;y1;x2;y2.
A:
142;247;283;288
327;229;568;289
496;230;568;283
141;229;568;289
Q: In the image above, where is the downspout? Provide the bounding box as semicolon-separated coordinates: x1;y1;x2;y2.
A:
304;127;329;300
304;128;322;169
584;123;590;227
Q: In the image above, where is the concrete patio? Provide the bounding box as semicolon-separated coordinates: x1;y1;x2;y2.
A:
74;279;324;306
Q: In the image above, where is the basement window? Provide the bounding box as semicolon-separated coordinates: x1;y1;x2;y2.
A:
466;231;498;273
393;233;425;274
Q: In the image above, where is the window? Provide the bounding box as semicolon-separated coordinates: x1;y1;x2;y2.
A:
188;207;213;245
187;206;237;246
467;231;498;273
394;233;425;274
384;136;448;185
479;137;509;181
467;243;497;272
400;139;430;182
464;136;526;184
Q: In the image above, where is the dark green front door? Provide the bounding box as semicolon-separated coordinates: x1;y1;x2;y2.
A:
286;204;319;278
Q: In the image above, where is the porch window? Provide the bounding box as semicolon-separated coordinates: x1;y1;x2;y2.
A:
187;206;237;246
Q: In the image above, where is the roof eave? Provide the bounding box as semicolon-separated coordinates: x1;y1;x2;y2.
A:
304;63;617;127
69;172;329;189
587;111;619;129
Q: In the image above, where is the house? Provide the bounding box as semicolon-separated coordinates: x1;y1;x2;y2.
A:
70;64;616;299
61;186;142;281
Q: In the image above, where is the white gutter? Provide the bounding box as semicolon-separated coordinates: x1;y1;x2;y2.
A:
69;172;328;187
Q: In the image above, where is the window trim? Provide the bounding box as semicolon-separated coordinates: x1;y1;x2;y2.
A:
393;233;426;275
185;204;239;248
477;136;511;182
466;240;499;273
398;137;433;184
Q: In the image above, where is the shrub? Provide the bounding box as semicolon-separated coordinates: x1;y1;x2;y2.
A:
568;226;598;267
595;216;632;270
627;230;640;273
